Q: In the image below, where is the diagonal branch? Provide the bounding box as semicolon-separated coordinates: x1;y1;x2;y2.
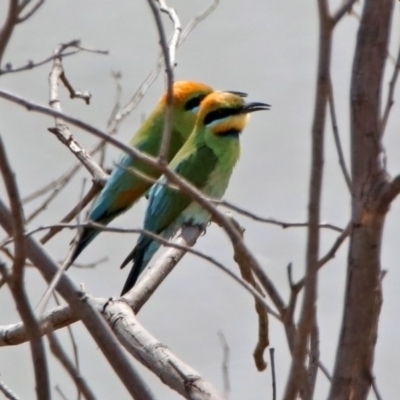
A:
0;378;20;400
219;199;343;232
328;79;352;193
16;0;44;23
0;0;19;65
332;0;358;26
47;331;96;400
48;54;108;187
0;136;50;400
380;36;400;137
146;0;179;163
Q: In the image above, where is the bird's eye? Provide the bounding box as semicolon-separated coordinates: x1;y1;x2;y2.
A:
204;107;241;126
184;94;206;111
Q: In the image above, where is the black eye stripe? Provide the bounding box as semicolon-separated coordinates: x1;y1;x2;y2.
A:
203;107;242;125
217;128;241;137
184;94;206;111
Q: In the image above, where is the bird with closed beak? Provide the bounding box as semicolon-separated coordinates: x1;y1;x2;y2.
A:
120;91;270;295
69;81;246;264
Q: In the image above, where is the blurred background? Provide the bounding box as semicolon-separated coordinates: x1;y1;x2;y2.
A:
0;0;400;398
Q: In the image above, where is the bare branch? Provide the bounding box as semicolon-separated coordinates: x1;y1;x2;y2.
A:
332;0;358;26
284;1;331;398
0;270;222;399
0;137;50;400
146;0;178;163
219;200;343;232
317;222;351;268
9;220;278;319
156;0;181;68
226;217;269;370
328;79;352;193
54;385;68;400
58;70;92;104
106;0;219;136
48;55;108;187
217;332;230;400
0;39;108;76
329;0;394;398
16;0;44;23
0;219;280;347
0;378;20;400
0;137;25;282
269;348;276;400
370;373;383;400
305;323;320;400
47;331;97;400
103;299;223;399
22;161;84;204
0;0;19;65
39;184;99;244
180;0;219;43
0;303;76;346
380;36;400;136
52;292;83;400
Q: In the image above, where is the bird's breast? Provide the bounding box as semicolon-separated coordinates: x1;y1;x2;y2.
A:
179;164;234;225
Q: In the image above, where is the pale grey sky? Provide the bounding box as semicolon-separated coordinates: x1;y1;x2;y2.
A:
1;1;400;399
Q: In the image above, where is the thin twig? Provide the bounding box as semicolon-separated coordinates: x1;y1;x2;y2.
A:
22;162;84;204
0;0;19;65
0;40;108;75
54;385;68;400
305;323;320;400
52;293;83;400
37;179;88;315
328;79;352;193
47;331;96;400
39;184;99;244
332;0;358;26
107;0;219;136
16;0;44;23
370;373;383;400
157;0;181;68
48;54;108;186
317;222;351;268
22;221;280;319
180;0;220;43
318;360;332;381
380;36;400;136
270;348;276;400
219;200;343;232
227;217;270;370
147;0;179;163
294;223;351;294
0;378;21;400
217;332;230;400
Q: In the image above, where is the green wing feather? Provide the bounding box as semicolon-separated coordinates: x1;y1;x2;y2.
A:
144;143;218;235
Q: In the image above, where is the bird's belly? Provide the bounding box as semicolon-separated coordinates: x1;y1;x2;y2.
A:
179;167;232;226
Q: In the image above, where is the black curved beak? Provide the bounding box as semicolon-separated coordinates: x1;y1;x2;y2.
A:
225;90;248;98
242;102;271;113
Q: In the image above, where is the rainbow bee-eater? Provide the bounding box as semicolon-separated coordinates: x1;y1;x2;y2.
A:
70;81;246;263
120;91;270;295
